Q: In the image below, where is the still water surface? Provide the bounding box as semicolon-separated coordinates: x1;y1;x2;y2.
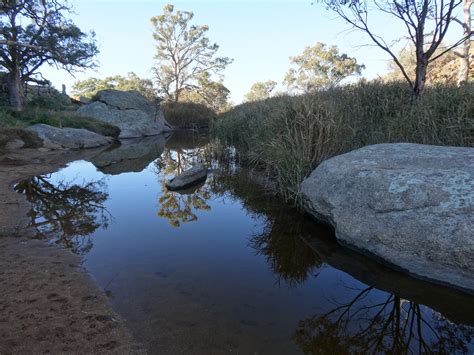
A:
16;132;474;354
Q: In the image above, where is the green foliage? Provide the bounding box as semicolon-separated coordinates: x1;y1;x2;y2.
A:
162;101;216;128
0;0;98;108
244;80;277;102
72;72;157;100
212;81;473;203
179;72;231;113
151;4;232;102
0;106;121;138
284;42;364;92
385;45;470;84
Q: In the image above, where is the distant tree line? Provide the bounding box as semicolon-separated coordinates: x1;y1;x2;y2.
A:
1;1;471;111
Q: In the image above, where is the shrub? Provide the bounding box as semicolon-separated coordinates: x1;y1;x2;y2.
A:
162;101;216;128
211;81;473;204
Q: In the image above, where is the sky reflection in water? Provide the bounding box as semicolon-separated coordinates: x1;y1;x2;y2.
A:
16;132;474;354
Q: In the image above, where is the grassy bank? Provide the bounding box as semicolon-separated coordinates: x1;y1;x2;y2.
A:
211;81;473;203
0;92;121;152
162;101;216;129
0;107;121;138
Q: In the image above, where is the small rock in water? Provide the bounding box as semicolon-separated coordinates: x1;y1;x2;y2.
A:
165;164;207;191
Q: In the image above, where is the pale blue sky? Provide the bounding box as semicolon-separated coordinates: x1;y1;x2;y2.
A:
42;0;465;103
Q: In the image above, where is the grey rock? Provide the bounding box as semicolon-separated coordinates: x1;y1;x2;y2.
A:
301;143;474;292
26;124;113;150
166;164;207;190
89;135;166;175
77;90;172;139
4;139;25;150
79;96;91;104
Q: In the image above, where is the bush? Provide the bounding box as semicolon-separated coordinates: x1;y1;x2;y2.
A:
211;81;473;203
162;101;216;128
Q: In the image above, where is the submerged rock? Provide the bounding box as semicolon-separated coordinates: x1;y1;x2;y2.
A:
166;164;207;191
77;90;172;139
301;143;474;292
26;124;113;150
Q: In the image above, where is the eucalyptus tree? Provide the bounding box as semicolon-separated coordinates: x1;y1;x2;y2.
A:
453;0;472;84
385;45;461;84
244;80;278;102
151;4;232;103
0;0;98;109
319;0;470;99
283;42;364;93
72;72;157;100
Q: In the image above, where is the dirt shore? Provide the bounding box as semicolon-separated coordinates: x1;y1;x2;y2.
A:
0;148;144;354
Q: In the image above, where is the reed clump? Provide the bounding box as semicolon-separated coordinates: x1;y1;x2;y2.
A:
211;81;473;203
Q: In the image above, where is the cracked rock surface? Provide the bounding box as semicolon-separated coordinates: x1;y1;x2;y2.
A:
301;143;474;292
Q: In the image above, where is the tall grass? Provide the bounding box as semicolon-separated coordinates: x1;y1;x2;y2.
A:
162;101;216;129
0;107;121;138
211;81;473;203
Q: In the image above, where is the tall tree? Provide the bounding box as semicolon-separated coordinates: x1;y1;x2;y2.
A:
244;80;277;102
72;72;157;100
0;0;98;109
283;42;364;93
319;0;469;100
151;4;232;103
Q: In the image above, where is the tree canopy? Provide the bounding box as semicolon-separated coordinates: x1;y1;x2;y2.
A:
151;4;232;103
319;0;469;99
0;0;98;109
72;72;157;100
384;45;467;84
284;42;364;93
179;71;231;112
244;80;278;102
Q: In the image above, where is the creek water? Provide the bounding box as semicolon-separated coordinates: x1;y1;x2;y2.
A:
16;132;474;354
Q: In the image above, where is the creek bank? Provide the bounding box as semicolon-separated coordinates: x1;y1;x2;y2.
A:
301;143;474;293
78;89;172;138
0;148;144;353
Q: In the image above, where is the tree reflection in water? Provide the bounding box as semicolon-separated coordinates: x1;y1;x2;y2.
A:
293;285;474;354
15;175;110;255
249;214;323;287
155;142;212;227
212;167;474;354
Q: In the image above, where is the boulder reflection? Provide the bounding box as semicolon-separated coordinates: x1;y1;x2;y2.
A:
15;175;110;254
211;166;474;354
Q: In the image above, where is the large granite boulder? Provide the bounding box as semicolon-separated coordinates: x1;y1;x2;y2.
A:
77;90;172;139
26;124;113;150
301;143;474;292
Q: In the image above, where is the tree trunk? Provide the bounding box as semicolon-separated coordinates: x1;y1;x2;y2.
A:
458;0;472;85
413;58;427;101
7;68;24;110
